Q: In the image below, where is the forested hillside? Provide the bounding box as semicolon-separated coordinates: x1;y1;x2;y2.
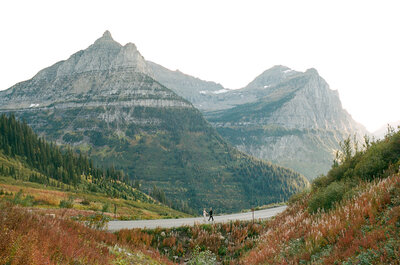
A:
0;114;145;200
0;114;190;219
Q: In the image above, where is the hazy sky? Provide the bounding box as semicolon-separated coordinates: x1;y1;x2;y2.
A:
1;0;399;132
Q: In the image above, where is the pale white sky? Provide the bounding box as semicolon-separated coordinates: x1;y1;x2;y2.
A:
0;0;399;132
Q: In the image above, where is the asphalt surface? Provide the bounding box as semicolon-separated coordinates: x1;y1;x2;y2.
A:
108;205;287;231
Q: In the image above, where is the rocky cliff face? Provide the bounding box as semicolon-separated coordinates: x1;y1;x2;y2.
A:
208;68;368;179
0;31;308;212
150;65;368;179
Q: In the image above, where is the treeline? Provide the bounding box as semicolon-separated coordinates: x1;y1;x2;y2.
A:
233;156;308;205
0;114;152;202
0;114;126;185
150;185;195;215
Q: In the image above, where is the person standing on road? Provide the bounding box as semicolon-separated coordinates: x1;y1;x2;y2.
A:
208;207;214;222
203;208;207;222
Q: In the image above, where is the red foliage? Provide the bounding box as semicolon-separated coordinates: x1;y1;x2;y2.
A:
0;202;115;264
242;174;400;264
0;202;174;265
117;228;153;247
163;236;177;248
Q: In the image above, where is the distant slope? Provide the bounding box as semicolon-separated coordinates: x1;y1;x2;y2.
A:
0;32;309;213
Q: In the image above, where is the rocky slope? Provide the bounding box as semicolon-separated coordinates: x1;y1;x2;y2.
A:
0;31;308;213
150;65;368;179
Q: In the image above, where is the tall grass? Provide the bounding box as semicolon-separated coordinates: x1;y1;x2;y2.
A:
115;220;268;263
242;174;400;264
0;202;173;264
0;202;114;264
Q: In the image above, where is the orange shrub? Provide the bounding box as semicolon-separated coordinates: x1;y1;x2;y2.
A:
163;236;177;248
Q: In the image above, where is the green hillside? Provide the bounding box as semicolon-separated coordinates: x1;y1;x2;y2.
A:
0;114;188;219
11;99;308;213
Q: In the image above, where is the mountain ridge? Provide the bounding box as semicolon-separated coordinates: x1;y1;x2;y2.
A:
149;63;368;179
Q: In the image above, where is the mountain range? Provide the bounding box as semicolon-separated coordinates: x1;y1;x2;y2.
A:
0;31;308;213
149;63;369;179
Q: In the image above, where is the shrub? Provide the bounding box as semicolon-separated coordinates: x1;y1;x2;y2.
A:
102;202;110;212
188;245;217;265
75;213;111;230
162;236;176;248
80;198;90;205
308;181;347;213
12;189;24;204
21;195;35;207
218;246;227;256
312;174;332;190
288;189;310;206
11;190;35;206
59;197;74;208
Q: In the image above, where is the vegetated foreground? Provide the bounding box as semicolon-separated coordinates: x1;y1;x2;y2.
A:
241;129;400;264
242;173;400;264
114;220;272;264
0;202;173;265
1;115;399;264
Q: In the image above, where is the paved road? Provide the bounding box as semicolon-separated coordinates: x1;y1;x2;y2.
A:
108;205;287;231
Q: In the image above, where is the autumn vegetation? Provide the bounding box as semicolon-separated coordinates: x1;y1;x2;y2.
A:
0;201;174;265
114;220;271;264
241;127;400;264
0;114;186;264
1;113;400;264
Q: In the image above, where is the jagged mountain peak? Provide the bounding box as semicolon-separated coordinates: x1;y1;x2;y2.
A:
102;30;113;39
30;31;152;81
305;67;319;75
260;65;293;75
91;30;121;50
93;30;117;44
124;42;138;51
244;65;298;91
270;65;291;71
